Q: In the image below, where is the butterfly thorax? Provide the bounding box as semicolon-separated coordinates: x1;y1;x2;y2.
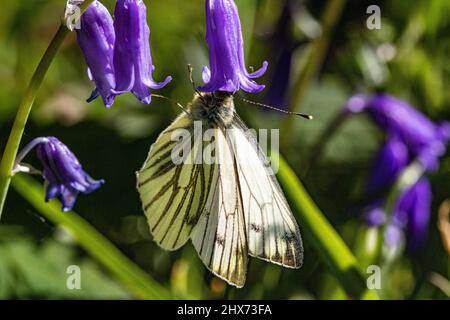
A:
188;92;235;127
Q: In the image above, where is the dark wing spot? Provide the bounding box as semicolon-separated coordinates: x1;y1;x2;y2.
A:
250;223;262;233
282;233;298;245
282;232;302;252
274;251;282;262
184;214;200;226
216;236;226;246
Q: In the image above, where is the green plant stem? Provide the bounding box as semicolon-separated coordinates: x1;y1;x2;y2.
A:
0;0;94;219
0;25;67;218
276;154;379;299
281;0;347;150
12;174;170;300
383;161;424;217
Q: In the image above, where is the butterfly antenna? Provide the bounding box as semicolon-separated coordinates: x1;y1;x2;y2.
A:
239;98;313;120
187;64;207;103
151;94;191;115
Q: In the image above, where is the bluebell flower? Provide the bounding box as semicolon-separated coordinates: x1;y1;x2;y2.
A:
199;0;268;93
345;93;450;251
76;0;171;107
363;137;409;228
113;0;172;104
15;137;104;212
366;136;410;196
76;0;117;108
364;143;432;251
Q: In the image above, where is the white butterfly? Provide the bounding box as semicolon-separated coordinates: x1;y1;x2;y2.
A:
137;92;303;288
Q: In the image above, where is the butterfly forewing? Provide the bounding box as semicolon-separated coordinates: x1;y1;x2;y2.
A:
137;114;215;251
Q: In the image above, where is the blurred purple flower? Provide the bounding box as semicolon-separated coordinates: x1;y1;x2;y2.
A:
199;0;268;93
366;136;410;196
345;93;449;251
265;48;292;108
386;178;432;252
76;0;117;108
346;94;450;171
16;137;104;212
363;136;409;228
265;0;298;109
113;0;172;104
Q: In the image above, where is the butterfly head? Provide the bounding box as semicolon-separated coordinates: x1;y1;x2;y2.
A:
189;91;235;127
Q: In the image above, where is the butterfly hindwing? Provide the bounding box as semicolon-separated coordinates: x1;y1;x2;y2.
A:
229;115;304;268
191;127;248;288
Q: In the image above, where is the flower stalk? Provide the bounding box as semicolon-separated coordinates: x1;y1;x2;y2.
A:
0;1;95;219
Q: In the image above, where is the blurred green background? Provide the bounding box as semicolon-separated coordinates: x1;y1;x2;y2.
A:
0;0;449;299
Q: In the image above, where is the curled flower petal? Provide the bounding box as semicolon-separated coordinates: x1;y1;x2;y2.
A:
76;1;117;108
46;184;62;202
248;61;269;79
199;0;268;93
113;0;172;104
60;187;80;212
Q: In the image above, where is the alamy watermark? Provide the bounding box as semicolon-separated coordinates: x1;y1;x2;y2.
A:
367;265;381;290
66;265;81;290
366;5;381;30
65;0;83;31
